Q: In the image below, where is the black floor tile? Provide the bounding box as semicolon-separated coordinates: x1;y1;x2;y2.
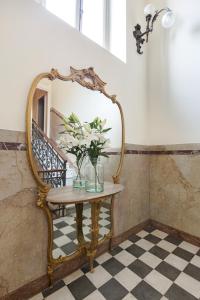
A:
71;223;77;229
126;244;145;258
55;221;68;229
67;230;77;241
81;260;99;273
184;263;200;281
128;234;140;243
164;235;183;245
109;246;123;256
42;280;65;298
61;242;77;255
68;275;96;300
173;247;194;262
143;224;156;233
52;242;57;250
149;245;169;260
145;234;161;244
165;283;197;300
156;261;180;281
102;257;124;276
131;281;162;300
128;259;152;278
99;278;128;300
53;230;63;239
196;249;200;257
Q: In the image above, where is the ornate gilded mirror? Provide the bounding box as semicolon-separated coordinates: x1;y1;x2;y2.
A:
26;67;125;281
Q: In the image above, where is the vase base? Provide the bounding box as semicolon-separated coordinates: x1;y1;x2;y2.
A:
85;183;104;193
73;179;86;189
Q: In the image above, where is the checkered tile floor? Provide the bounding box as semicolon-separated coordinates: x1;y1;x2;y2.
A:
30;225;200;300
53;203;111;258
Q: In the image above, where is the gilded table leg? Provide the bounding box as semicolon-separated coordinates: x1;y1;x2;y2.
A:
87;200;102;272
75;203;85;248
47;264;53;286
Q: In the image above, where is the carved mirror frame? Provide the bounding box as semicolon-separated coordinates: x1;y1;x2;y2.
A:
26;67;125;280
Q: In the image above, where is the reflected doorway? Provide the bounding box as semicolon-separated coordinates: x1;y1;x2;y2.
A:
33;88;48;133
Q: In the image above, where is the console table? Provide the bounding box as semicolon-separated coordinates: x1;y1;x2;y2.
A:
46;182;124;271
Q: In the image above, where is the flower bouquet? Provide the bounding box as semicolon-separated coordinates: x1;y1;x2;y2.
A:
57;113;111;192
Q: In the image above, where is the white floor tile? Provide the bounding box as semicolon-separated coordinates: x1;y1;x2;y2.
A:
145;270;172;295
54;235;71;247
139;252;162;268
115;268;142;291
46;286;75;300
66;217;76;225
83;290;106;300
83;209;91;217
29;293;43;300
96;252;112;264
99;227;110;236
119;240;133;249
83;226;91;235
99;213;109;219
135;239;154;251
190;255;200;268
179;241;199;254
157;240;177;252
164;253;188;271
115;250;136;266
60;226;75;235
86;265;112;288
136;230;149;238
151;230;168;239
175;272;200;299
53;219;63;225
52;248;66;258
63;269;84;285
99;219;110;226
83;219;92;226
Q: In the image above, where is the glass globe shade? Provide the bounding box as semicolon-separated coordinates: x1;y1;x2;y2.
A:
162;11;175;28
144;4;156;16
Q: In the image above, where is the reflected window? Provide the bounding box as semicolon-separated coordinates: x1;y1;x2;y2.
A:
37;0;126;62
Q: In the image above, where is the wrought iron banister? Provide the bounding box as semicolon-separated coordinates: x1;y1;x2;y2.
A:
32;119;67;188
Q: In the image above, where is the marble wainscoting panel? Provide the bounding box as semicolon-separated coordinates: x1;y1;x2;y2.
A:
0;133;48;298
0;129;25;144
104;150;150;236
150;144;200;238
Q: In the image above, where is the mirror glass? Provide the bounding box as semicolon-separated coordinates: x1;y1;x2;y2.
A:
31;78;121;258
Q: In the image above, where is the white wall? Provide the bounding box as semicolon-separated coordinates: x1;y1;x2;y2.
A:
147;0;200;144
0;0;147;145
51;79;122;148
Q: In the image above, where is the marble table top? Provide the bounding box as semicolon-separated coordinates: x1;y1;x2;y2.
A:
46;182;124;204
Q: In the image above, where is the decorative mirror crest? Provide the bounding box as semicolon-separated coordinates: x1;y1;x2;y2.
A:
49;67;117;103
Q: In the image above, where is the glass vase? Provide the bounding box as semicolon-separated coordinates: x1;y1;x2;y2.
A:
85;157;104;193
73;163;85;189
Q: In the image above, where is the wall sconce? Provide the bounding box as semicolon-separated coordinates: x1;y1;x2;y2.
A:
133;4;175;54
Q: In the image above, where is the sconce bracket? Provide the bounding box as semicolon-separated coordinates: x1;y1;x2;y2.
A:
133;7;173;55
